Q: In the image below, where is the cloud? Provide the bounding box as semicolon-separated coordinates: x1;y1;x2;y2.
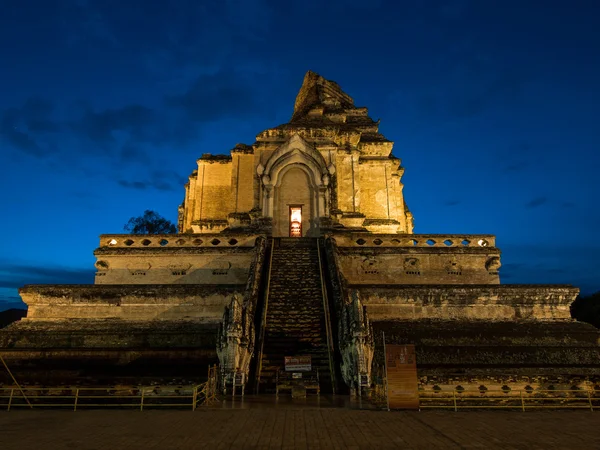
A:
452;70;526;118
72;104;155;146
0;98;60;157
503;163;529;172
444;200;460;206
120;142;150;164
0;262;95;289
525;197;547;208
117;170;187;192
165;70;264;123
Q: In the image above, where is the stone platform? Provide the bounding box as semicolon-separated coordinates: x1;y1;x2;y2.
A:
1;408;598;449
0;319;219;384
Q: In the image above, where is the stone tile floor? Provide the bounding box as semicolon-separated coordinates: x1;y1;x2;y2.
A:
1;407;599;449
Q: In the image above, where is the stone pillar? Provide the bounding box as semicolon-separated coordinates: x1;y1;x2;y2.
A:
351;150;361;213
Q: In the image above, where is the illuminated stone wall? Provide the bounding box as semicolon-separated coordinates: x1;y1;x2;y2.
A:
177;71;415;236
94;234;260;285
19;285;242;322
332;233;502;286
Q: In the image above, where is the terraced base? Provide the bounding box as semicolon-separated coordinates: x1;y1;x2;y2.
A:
0;320;219;385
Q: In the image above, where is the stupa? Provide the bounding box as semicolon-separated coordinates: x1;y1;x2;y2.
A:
1;71;598;396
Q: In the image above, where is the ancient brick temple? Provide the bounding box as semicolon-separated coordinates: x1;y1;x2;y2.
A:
1;71;599;395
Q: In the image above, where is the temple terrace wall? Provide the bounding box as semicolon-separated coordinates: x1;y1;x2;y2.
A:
352;285;579;321
18;284;243;322
94;233;260;285
331;233;501;285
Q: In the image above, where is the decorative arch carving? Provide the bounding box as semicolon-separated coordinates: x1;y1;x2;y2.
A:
259;134;332;227
262;133;329;182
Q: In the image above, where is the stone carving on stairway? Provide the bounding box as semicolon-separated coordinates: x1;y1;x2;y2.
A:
216;237;266;390
339;290;374;394
216;293;254;388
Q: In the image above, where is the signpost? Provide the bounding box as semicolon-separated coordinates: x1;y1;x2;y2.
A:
384;343;419;409
284;356;311;372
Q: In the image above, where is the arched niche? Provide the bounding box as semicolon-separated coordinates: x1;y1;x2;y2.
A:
260;135;331;236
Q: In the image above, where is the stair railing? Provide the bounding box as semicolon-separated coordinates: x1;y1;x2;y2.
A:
254;237;275;394
317;238;338;394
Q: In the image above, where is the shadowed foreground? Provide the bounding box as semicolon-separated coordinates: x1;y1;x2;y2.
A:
1;409;599;449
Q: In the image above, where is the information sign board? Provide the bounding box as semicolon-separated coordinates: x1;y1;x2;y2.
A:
385;344;419;409
284;356;311;372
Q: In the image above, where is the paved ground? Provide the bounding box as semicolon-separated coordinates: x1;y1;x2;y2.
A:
1;407;599;449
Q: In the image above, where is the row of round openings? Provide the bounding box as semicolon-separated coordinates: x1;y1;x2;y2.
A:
354;238;478;246
109;238;241;247
432;384;519;394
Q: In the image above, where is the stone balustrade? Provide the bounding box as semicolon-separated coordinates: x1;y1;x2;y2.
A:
331;233;496;248
98;234;261;249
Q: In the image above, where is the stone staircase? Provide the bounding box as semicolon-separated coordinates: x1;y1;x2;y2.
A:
257;238;333;393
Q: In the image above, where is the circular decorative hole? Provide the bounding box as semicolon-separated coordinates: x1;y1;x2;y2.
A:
443;239;453;246
95;260;109;269
432;385;442;392
356;239;366;245
228;238;238;246
211;239;221;246
455;385;465;393
142;239;151;246
409;239;418;246
461;239;471;246
176;239;186;246
478;385;488;394
373;238;383;246
108;239;118;246
478;239;489;247
193;239;203;246
124;239;134;246
524;385;534;394
391;238;400;245
426;239;436;246
501;384;511;394
159;239;168;246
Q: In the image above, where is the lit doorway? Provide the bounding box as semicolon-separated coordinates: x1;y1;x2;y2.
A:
289;206;302;237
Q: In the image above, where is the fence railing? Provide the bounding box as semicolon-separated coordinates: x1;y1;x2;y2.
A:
1;367;220;411
419;389;598;411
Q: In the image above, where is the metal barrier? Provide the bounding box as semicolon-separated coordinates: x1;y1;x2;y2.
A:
1;366;221;411
419;389;598;411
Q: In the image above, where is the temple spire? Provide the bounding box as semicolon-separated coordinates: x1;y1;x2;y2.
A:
291;71;355;121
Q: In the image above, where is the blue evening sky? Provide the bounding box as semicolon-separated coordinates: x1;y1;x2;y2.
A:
1;0;599;310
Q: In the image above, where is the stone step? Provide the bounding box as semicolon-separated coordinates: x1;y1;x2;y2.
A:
258;242;333;391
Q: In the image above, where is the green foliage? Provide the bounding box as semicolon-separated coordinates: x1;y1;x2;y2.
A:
123;210;177;234
571;291;600;329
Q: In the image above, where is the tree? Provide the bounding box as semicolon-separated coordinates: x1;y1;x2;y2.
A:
571;291;600;329
124;210;177;234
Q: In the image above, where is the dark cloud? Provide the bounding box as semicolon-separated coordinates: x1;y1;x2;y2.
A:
444;200;460;206
453;70;526;118
0;262;94;289
165;71;260;123
72;104;155;145
503;162;528;173
525;197;547;208
117;170;186;192
0;98;60;157
120;142;150;163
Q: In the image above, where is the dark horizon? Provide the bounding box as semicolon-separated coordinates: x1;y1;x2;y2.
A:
1;0;599;310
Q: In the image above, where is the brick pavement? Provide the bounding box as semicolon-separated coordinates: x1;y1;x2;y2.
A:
1;408;599;449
